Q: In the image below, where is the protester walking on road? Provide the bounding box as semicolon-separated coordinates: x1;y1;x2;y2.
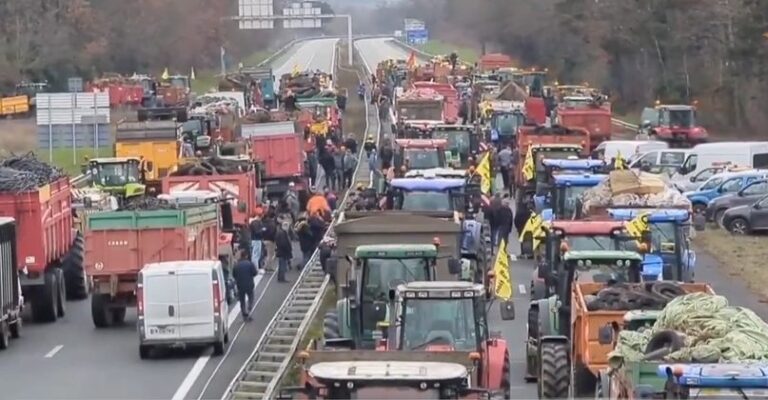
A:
232;250;258;320
497;199;515;246
344;134;358;155
249;213;265;269
343;147;358;188
262;210;277;271
275;221;293;282
334;146;346;189
487;193;503;249
363;135;377;158
294;215;316;269
497;145;514;195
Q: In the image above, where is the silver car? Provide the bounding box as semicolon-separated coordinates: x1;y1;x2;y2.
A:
706;179;768;225
722;193;768;234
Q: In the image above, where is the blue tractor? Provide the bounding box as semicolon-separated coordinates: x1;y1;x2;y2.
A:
607;208;696;282
536;174;607;222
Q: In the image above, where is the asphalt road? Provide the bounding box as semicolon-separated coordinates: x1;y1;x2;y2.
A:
0;38;338;400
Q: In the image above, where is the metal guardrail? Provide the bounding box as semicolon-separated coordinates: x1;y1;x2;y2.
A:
70;173;90;188
612;118;639;130
222;39;383;400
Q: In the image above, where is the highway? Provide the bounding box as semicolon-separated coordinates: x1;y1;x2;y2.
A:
0;38;338;400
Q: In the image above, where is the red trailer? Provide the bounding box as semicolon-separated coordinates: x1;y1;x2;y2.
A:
84;205;220;327
411;81;459;124
479;53;513;72
161;171;257;226
0;177;86;323
556;101;612;151
243;121;308;203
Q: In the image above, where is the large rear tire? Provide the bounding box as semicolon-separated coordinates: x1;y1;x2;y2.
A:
55;268;67;318
64;233;88;301
539;341;570;399
323;310;340;340
10;316;22;338
91;294;114;328
32;270;59;323
0;321;10;349
501;351;511;399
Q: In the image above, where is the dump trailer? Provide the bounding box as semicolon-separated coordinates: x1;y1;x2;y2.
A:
0;95;29;117
0;177;86;323
0;218;22;348
115;120;181;180
243;120;307;204
162;170;257;227
84;204;219;328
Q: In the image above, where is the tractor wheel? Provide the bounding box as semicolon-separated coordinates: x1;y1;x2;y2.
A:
538;341;570;399
322;311;340;340
500;351;511;399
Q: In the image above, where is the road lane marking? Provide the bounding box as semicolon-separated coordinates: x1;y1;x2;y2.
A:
518;284;527;295
172;271;272;400
44;345;63;358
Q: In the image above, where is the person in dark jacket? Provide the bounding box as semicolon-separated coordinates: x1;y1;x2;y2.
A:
283;91;297;112
336;89;347;113
319;150;336;190
238;224;252;261
379;138;393;170
344;134;358;155
262;211;277;271
363;135;376;158
514;202;532;239
496;199;515;246
486;193;503;249
295;217;316;269
275;221;293;282
232;250;258;320
319;239;336;287
308;214;327;247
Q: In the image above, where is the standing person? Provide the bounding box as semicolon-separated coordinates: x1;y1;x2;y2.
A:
368;148;378;175
344;134;358;155
497;145;514;195
320;147;336;191
232;250;258;320
275;221;293;283
336;88;347;114
357;82;366;101
324;187;338;210
334;146;345;189
262;209;277;271
380;138;393;170
487;193;503;249
249;213;265;269
363;135;376;158
343;147;358;188
497;199;515;246
294;215;316;269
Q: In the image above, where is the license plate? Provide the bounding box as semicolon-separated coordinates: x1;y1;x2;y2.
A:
149;326;176;336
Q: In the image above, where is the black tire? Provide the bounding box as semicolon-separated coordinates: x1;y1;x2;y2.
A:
323;311;340;340
527;305;539;339
10;316;22;339
651;282;686;300
139;345;152;360
539;341;570;399
0;321;10;350
91;294;114;328
644;330;685;354
63;236;88;300
213;338;226;356
111;307;127;325
32;270;59;323
728;217;750;235
55;268;66;318
500;351;511;399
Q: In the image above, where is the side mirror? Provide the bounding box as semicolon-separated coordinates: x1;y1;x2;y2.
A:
598;324;614;345
499;300;515;321
678;166;688;175
448;257;461;275
689;176;695;183
754;203;761;210
326;257;338;282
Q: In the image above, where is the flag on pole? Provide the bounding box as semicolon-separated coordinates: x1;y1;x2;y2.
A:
292;64;301;76
522;146;535;181
614;150;627;170
475;152;492;194
406;51;416;69
493;239;513;300
190;67;196;80
161;68;169;80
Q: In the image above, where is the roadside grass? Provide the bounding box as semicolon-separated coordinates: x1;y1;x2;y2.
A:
283;287;337;386
416;40;479;63
191;50;273;94
36;147;114;176
693;229;768;301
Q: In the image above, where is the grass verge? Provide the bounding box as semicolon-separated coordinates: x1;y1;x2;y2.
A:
415;40;480;63
36;147;114;176
283;287;338;385
693;229;768;301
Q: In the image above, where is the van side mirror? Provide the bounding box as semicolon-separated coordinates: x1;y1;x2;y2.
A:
689;176;695;183
754;202;761;210
598;324;614;345
448;257;461;275
499;300;515;320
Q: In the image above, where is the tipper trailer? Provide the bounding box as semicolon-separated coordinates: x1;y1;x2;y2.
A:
0;177;86;323
0;218;22;348
84;204;220;327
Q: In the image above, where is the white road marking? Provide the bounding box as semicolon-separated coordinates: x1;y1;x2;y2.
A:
44;345;63;358
518;284;527;295
172;270;269;400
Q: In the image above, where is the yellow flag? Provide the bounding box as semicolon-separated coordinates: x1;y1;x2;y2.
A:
190;67;196;80
493;239;513;300
625;212;650;239
522;146;535;181
615;150;627;170
519;212;546;249
161;68;169;80
475;152;492;194
292;64;301;76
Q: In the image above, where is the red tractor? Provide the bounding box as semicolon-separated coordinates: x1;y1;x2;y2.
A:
639;103;708;146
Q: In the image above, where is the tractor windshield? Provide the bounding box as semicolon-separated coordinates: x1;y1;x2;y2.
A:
401;298;477;351
398;102;442;121
572;260;633;283
404;148;445;169
431;130;470;157
662;109;695;128
362;258;429;337
564;235;616;251
398;190;453;211
169;77;188;89
493;113;523;136
649;222;677;252
92;162;140;187
561;186;591;216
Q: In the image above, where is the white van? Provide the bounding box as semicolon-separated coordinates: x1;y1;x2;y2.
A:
592;140;669;161
676;142;768;179
630;149;690;169
138;260;229;359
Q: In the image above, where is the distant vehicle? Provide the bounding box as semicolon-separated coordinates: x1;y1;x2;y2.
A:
675;142;768;181
721;193;768;235
629;149;690;170
706;179;768;226
638;104;708;146
138;260;230;359
591;140;668;162
685;170;768;214
670;162;753;193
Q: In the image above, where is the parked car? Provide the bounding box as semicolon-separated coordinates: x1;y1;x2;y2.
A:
684;169;768;214
671;163;752;192
722;194;768;235
706;179;768;226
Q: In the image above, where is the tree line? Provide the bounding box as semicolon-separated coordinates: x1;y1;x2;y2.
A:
371;0;768;133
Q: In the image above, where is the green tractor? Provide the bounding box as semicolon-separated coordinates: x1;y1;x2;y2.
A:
86;157;146;202
525;250;644;397
322;243;461;350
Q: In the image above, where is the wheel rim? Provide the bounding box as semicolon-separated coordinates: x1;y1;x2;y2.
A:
731;220;747;234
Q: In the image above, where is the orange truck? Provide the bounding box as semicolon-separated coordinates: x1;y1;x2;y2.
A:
555;96;612;151
0;95;29;117
478;53;513;72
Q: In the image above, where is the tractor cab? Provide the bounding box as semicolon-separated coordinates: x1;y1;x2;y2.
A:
429;124;476;169
489;109;525;147
297;98;340;136
181;112;216;155
394;139;448;172
386;178;466;213
536;173;606;220
639;104;708;146
323;244;448;350
608;208;696;282
280;360;486;400
87;157;146;200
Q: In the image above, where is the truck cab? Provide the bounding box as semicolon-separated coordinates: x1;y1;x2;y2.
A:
394;139;448;172
489;109;525;148
608;208;696;282
639;104;708;146
87;157;146;200
114;119;182;181
429;124;477;169
158;75;190;106
238;66;276;109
